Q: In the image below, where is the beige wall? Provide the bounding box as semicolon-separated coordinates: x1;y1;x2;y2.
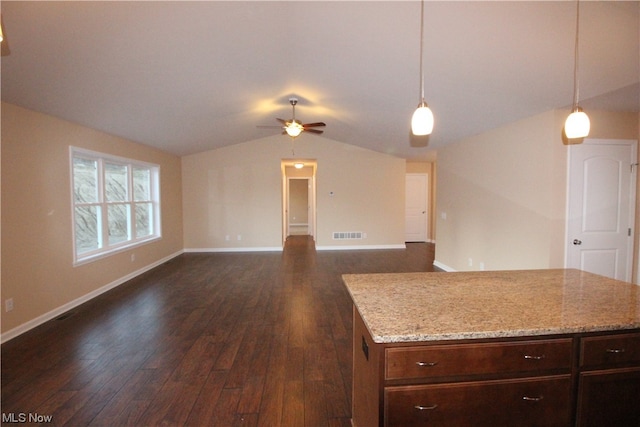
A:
182;134;406;250
435;108;638;273
1;103;184;338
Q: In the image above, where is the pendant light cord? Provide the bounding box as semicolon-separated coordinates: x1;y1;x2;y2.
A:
418;0;425;104
572;0;581;108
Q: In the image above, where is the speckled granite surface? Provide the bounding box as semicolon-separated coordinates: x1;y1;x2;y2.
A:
343;269;640;343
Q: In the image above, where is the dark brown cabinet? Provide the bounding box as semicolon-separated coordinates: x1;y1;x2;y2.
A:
385;375;573;427
576;333;640;427
352;309;640;427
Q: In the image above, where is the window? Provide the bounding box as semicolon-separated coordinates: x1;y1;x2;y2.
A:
71;147;161;264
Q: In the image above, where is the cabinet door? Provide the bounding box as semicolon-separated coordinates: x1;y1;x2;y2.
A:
577;367;640;427
385;375;571;427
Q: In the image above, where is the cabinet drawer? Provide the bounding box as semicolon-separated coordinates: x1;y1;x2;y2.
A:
385;339;573;380
580;333;640;369
384;375;572;427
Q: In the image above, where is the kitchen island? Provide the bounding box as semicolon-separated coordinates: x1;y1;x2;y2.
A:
343;269;640;426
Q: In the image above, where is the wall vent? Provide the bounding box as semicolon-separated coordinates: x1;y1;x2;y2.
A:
333;231;363;240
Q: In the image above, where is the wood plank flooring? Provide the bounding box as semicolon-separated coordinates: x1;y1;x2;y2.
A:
1;237;435;426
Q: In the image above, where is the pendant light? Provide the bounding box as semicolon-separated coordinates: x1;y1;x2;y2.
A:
564;0;590;140
411;0;434;136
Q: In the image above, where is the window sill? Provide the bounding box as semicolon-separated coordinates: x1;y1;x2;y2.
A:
73;236;162;267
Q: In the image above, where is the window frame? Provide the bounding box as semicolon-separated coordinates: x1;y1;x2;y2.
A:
70;147;161;266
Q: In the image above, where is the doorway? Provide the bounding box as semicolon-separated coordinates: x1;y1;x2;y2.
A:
405;173;428;242
288;178;309;235
282;160;317;245
566;139;637;281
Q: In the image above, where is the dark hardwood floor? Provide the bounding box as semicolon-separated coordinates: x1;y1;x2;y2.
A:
1;237;435;426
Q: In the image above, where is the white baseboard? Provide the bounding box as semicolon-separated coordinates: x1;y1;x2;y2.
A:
316;244;406;251
1;250;184;344
433;260;457;272
183;247;283;253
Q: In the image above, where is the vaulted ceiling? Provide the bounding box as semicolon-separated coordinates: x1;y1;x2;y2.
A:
1;1;638;161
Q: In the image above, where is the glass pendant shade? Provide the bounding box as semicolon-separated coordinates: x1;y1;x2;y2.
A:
564;107;590;139
285;121;303;138
411;102;434;136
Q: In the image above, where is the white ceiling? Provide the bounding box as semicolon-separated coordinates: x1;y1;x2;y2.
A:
1;1;638;161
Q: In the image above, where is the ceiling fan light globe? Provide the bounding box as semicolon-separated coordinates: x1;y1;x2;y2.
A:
564;108;590;139
285;122;304;138
411;103;434;136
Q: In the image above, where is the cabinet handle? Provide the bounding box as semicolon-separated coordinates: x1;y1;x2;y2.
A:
415;361;438;367
522;395;544;402
524;354;545;360
605;348;625;354
414;404;438;411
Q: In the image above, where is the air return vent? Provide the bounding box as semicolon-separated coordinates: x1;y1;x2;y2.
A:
333;231;363;240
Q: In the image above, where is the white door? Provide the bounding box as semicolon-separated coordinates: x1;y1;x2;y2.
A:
566;139;637;281
405;174;428;242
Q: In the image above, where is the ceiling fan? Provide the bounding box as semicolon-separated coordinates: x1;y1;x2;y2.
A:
258;98;326;138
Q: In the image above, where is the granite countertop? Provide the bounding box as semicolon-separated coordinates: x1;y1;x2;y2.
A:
342;269;640;343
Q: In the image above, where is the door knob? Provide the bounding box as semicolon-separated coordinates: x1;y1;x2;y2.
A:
573;239;582;245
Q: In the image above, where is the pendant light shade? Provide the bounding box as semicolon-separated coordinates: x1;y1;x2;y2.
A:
411;101;434;136
411;0;433;136
564;0;589;141
564;107;590;139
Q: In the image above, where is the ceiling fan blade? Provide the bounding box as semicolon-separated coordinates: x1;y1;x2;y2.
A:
257;125;284;129
302;122;326;128
276;118;288;125
304;128;324;134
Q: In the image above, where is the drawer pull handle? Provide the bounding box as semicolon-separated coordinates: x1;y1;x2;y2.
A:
414;404;438;411
524;354;545;360
522;395;544;402
415;361;438;367
605;348;625;354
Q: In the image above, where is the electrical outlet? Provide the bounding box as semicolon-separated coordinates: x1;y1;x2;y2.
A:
468;258;473;267
225;235;230;241
480;262;485;271
237;234;242;241
5;298;14;312
130;253;135;262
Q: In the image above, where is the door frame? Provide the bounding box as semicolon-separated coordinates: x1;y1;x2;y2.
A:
564;138;637;282
287;177;311;236
281;160;317;245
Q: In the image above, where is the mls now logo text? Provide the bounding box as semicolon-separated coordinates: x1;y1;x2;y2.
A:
2;413;53;423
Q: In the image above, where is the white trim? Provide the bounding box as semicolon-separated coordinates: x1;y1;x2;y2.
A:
316;244;406;251
0;250;183;344
433;260;456;272
183;247;283;253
